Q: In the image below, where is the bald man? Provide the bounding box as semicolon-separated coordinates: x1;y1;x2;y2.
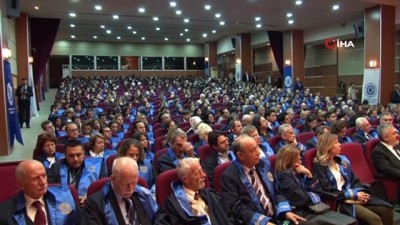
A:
0;160;79;225
83;157;158;225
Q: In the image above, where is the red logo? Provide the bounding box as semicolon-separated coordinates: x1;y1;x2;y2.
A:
324;38;336;49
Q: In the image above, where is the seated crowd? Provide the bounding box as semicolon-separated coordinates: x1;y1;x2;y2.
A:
1;75;399;225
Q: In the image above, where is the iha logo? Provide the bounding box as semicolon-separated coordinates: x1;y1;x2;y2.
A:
324;38;355;49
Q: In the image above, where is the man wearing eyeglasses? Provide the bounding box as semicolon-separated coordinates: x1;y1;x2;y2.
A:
352;117;378;144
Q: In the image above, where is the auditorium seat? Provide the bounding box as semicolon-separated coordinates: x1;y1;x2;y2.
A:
213;161;232;193
267;135;281;149
345;127;357;139
0;161;21;203
198;144;215;163
296;132;314;145
154;148;169;175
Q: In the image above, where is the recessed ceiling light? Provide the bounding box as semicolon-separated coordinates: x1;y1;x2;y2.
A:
204;4;211;10
156;27;160;31
176;10;182;15
153;17;159;21
180;33;184;36
186;38;190;42
184;18;189;23
93;35;97;39
34;6;39;10
138;7;145;13
106;30;112;34
202;33;208;38
255;17;261;21
295;0;302;5
100;25;105;29
256;24;262;28
219;21;225;25
165;37;169;41
184;29;189;32
117;36;121;40
332;4;340;10
212;30;216;33
94;5;102;11
215;13;221;18
113;15;119;19
127;26;132;30
70;24;75;28
287;13;293;17
141;37;146;40
132;31;137;34
288;20;294;24
169;1;177;7
69;12;76;17
71;35;75;38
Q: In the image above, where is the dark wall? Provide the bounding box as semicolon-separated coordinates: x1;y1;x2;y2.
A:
49;55;68;88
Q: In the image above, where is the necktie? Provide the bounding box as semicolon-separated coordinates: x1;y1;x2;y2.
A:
249;170;272;216
32;201;46;225
123;198;138;225
194;192;199;201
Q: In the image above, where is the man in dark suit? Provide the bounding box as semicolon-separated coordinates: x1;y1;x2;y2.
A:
47;139;107;206
155;157;235;225
201;131;236;187
15;78;33;128
293;77;304;92
157;129;195;174
391;84;400;103
0;160;79;225
352;117;378;144
372;124;400;180
83;157;158;225
221;135;307;225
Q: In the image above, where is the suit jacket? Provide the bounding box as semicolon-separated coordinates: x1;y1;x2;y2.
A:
83;183;157;225
15;84;33;105
293;82;303;92
391;90;400;103
221;159;291;225
351;130;378;144
0;187;79;225
201;150;235;187
157;149;194;174
372;142;400;180
154;182;235;225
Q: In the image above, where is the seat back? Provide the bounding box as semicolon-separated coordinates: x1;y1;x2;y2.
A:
340;143;375;183
154;136;167;152
188;133;199;144
87;176;148;197
302;148;317;171
213;161;233;193
154;148;169;175
268;155;277;170
198;145;215;163
0;161;21;203
345;127;357;138
211;123;224;131
267;135;281;148
296;132;314;145
364;138;380;174
156;168;210;208
106;154;117;174
56;143;66;154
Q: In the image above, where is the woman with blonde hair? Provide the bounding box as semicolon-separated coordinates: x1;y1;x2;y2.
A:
275;145;356;224
313;133;393;225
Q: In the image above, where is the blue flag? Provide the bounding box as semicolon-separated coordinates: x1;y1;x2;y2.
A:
4;61;23;146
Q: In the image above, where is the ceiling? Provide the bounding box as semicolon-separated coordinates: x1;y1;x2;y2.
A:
20;0;400;44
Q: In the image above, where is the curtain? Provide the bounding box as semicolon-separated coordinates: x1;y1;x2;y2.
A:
267;31;283;76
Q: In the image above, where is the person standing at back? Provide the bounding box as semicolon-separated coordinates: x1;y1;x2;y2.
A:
15;78;33;128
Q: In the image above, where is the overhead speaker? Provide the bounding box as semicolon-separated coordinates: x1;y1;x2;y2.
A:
7;0;20;19
353;21;364;38
231;37;236;48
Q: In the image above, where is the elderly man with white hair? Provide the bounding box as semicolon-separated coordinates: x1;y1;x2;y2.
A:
83;157;157;225
352;117;378;144
155;158;235;225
